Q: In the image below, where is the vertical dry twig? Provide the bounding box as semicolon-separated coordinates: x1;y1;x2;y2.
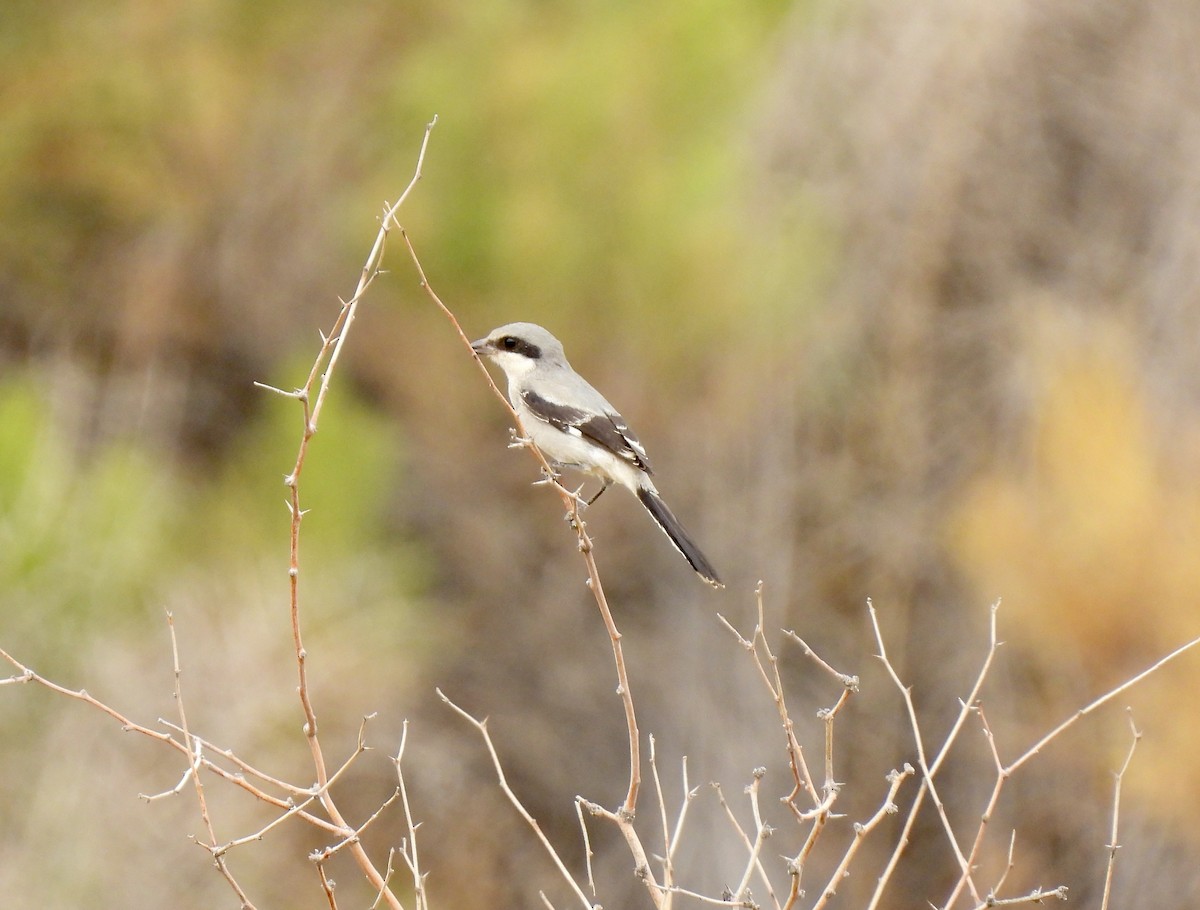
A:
316;861;340;910
393;720;431;910
580;795;664;909
666;756;697;874
255;114;439;910
574;797;599;899
1099;711;1140;910
260;115;437;748
648;735;674;901
370;850;399;910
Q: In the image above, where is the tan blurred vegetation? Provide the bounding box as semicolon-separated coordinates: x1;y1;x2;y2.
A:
2;0;1200;907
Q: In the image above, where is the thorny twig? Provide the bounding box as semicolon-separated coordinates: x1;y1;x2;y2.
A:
251;115;438;910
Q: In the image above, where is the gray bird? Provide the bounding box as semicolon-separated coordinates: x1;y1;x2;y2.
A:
471;322;723;588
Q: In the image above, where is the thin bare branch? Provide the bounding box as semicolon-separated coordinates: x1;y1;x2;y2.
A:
811;765;913;910
310;787;402;863
649;735;675;899
710;778;777;909
370;850;399;910
868;601;1004;910
439;689;598;910
932;601;1003;778
717;599;822;814
970;885;1068;908
579;797;664;909
158;612;258;906
402;227;642;817
215;796;320;856
1099;711;1141;910
730;770;779;910
941;707;1008;909
987;831;1018;901
948;632;1197;910
782;630;860;692
659;884;757;908
393;721;430;910
868;600;981;904
574;797;598;898
666;756;697;872
139;738;200;801
316;861;339;910
0;644;341;839
156;721;313;797
782;794;835;910
1008;636;1198;775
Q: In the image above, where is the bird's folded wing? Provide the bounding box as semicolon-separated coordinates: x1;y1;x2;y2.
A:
521;389;654;474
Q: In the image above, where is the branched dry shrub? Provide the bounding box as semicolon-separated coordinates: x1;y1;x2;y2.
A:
2;118;438;910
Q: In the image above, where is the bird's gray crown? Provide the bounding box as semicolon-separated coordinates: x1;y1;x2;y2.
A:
474;322;569;365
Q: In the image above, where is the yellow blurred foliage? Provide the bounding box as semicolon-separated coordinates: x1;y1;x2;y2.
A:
948;305;1200;818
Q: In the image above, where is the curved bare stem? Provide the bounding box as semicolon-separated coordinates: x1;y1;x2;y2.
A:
400;228;641;815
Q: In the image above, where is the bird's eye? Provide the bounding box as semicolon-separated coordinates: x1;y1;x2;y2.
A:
501;336;519;350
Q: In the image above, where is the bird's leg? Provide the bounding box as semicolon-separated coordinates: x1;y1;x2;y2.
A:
507;427;533;449
584;481;611;507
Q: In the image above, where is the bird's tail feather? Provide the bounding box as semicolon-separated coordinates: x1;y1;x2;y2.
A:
636;487;723;589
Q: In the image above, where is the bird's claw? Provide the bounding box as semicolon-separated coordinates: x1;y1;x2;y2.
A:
532;464;562;488
507;429;533;450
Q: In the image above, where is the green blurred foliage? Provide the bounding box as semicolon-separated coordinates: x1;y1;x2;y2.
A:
0;368;421;668
211;357;409;557
0;378;180;663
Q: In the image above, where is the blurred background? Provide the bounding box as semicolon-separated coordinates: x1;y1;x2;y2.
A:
2;0;1200;906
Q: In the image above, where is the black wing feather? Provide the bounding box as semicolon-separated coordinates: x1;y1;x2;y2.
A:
521;389;653;474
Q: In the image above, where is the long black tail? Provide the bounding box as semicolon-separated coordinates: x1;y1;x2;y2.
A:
636;487;723;589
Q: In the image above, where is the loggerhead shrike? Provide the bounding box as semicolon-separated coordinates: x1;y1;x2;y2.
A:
471;322;723;589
